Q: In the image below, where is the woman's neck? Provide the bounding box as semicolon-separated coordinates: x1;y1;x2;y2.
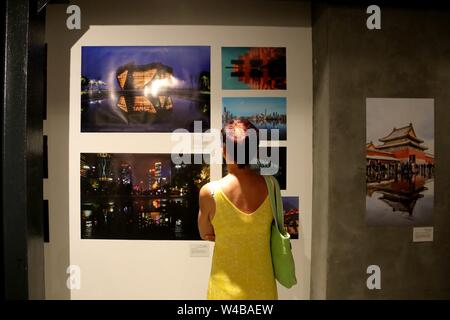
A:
226;163;256;178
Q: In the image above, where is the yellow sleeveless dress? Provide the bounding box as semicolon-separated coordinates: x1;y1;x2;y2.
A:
207;183;278;300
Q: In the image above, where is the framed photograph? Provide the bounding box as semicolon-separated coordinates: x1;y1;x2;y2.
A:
222;47;286;90
80;153;210;240
282;196;299;239
81;46;211;132
366;98;434;227
222;97;287;140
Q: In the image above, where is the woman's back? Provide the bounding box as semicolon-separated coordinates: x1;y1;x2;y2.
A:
198;118;278;300
206;173;278;300
215;173;268;216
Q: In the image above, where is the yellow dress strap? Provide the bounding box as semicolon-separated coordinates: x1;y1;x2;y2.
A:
208;181;220;199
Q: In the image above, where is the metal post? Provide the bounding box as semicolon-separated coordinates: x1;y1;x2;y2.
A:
1;0;46;299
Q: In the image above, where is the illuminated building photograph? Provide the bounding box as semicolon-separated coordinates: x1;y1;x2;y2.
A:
222;47;286;90
282;197;299;239
366;98;434;227
222;146;287;190
81;46;210;132
223;97;287;140
80;153;210;240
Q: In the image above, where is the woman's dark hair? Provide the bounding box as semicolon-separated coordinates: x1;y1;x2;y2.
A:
222;119;259;168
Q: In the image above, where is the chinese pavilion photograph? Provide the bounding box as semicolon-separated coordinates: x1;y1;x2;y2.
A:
365;98;434;227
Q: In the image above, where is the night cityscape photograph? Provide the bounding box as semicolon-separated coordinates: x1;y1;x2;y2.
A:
80;153;210;240
282;197;299;239
81;46;211;132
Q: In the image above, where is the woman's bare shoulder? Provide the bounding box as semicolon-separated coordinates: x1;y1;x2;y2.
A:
199;182;212;198
200;177;226;198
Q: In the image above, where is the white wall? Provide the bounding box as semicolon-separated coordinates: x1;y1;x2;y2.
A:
66;25;312;299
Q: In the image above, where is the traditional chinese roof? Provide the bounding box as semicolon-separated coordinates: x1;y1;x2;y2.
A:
366;141;376;150
379;123;423;143
376;139;427;151
375;123;428;151
366;143;396;157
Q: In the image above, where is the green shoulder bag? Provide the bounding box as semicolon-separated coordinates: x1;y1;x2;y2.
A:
264;175;297;288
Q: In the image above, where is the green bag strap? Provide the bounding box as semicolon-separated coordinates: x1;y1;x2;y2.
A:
264;176;284;233
272;176;285;234
264;176;277;226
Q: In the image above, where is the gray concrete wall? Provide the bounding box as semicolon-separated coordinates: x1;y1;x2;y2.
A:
312;4;450;299
311;3;330;300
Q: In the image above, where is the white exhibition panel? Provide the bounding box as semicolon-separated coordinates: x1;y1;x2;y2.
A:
69;25;312;299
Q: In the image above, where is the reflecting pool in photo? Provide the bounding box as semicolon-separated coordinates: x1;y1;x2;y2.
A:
366;175;433;227
80;153;209;240
81;92;210;132
81;195;199;240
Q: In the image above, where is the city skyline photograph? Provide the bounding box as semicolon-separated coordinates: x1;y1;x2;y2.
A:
222;97;287;140
80;153;210;240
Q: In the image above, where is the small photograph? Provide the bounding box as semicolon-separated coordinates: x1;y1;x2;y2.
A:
222;146;287;190
81;46;210;132
222;47;286;90
282;197;299;239
80;153;210;240
366;98;434;227
222;97;287;140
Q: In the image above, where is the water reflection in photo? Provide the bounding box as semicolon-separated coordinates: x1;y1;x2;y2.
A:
81;46;210;132
366;99;434;227
81;153;210;240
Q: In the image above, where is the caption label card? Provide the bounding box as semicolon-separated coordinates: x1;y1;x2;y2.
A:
190;243;210;257
413;227;434;242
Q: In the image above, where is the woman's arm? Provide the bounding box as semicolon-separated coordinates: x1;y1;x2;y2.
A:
198;183;216;241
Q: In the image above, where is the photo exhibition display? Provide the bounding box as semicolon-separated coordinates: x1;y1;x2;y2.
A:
79;45;297;240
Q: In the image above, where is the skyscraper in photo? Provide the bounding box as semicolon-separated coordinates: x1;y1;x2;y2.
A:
119;163;132;186
97;153;113;182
